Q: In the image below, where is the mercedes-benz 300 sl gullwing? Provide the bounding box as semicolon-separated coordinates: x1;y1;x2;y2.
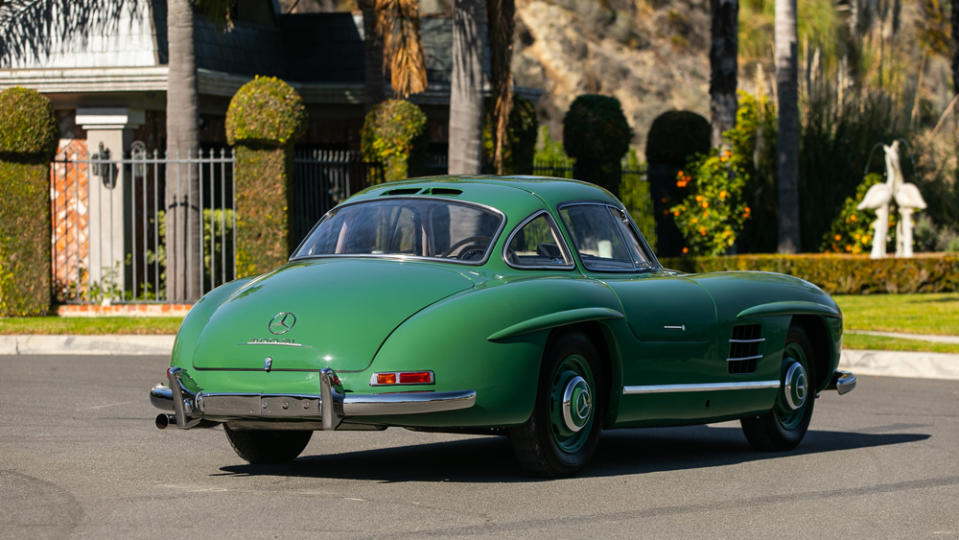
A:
150;176;855;477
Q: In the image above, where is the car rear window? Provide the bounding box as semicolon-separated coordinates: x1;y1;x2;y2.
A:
293;198;503;264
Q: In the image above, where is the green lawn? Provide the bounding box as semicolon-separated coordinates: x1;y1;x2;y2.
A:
843;332;959;354
834;292;959;335
0;316;183;335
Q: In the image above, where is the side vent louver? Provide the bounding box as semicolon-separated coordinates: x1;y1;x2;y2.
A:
728;324;763;374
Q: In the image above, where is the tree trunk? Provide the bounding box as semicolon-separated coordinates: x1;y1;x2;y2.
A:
487;0;515;174
448;0;486;174
359;0;385;107
165;0;202;301
709;0;738;148
775;0;800;253
952;0;959;97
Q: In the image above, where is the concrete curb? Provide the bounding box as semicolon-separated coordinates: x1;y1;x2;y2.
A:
2;335;958;381
0;335;175;356
839;349;959;380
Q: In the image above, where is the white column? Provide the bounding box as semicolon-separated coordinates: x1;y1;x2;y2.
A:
76;108;144;303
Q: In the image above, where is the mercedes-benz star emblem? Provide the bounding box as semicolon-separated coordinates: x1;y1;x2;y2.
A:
268;312;296;335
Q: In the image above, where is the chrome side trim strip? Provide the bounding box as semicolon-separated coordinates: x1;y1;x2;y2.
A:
623;380;780;395
728;338;766;344
726;354;764;362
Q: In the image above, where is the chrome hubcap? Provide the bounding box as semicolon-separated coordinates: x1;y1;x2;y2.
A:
561;375;592;432
783;361;808;411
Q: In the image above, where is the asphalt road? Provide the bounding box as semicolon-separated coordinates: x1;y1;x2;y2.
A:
1;355;957;539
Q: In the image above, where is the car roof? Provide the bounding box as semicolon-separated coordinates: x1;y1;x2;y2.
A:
348;175;621;215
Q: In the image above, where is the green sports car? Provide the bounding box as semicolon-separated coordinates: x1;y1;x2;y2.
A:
150;175;855;476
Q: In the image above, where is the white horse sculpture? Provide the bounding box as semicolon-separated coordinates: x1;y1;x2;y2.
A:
856;140;926;258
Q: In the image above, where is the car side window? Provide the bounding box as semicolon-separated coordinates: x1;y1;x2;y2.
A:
505;212;572;268
560;203;648;272
608;206;653;268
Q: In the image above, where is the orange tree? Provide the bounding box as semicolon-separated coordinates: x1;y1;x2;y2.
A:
670;149;751;255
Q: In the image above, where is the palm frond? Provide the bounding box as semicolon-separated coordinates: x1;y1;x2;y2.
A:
375;0;427;97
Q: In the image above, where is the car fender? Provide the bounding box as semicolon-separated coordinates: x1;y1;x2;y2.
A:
363;276;625;428
171;276;256;367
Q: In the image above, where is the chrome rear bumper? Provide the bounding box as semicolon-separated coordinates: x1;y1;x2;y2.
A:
827;369;857;395
150;367;477;430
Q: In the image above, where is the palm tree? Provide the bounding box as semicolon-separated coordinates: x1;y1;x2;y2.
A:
775;0;800;252
486;0;514;174
358;0;386;106
952;0;959;99
165;0;202;301
709;0;738;148
448;0;486;174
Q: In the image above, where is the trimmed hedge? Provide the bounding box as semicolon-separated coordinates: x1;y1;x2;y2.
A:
0;87;58;316
660;253;959;294
0;87;59;157
225;76;307;146
563;94;632;196
226;77;307;277
482;95;538;174
361;99;428;183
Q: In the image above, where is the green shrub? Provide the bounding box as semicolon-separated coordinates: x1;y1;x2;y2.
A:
0;87;59;158
0;87;58;316
226;77;307;277
660;253;959;294
361;99;428;183
820;173;895;254
799;84;908;252
726;91;778;253
619;148;657;249
671;149;750;256
225;76;307;146
482;95;538;174
645;110;710;256
563;94;632;196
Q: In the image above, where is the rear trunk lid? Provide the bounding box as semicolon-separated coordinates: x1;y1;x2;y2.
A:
190;258;475;372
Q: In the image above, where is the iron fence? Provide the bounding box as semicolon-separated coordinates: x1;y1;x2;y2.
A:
532;159;648;182
50;148;236;305
50;147;381;305
291;149;382;245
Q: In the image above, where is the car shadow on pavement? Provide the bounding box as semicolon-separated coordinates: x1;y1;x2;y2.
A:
216;424;929;482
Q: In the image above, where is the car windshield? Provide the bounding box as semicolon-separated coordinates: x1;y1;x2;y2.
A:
293;198;503;263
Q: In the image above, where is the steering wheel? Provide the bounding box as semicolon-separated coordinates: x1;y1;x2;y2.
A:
440;236;492;259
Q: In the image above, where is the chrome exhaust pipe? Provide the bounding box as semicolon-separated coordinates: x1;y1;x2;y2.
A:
155;413;176;430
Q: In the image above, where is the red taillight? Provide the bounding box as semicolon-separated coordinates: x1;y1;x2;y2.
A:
371;371;434;386
398;371;434;384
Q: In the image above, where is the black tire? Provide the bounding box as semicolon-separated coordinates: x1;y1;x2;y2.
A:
741;325;816;451
224;426;312;464
509;331;605;477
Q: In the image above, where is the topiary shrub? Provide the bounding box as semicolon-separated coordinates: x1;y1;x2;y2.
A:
482;95;538;174
645;110;710;257
361;99;428;183
0;87;59;316
226;76;307;277
563;94;632;196
225;76;307;146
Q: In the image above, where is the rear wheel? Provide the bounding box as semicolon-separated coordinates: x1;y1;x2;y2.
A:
224;426;312;464
741;325;816;451
510;331;605;477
